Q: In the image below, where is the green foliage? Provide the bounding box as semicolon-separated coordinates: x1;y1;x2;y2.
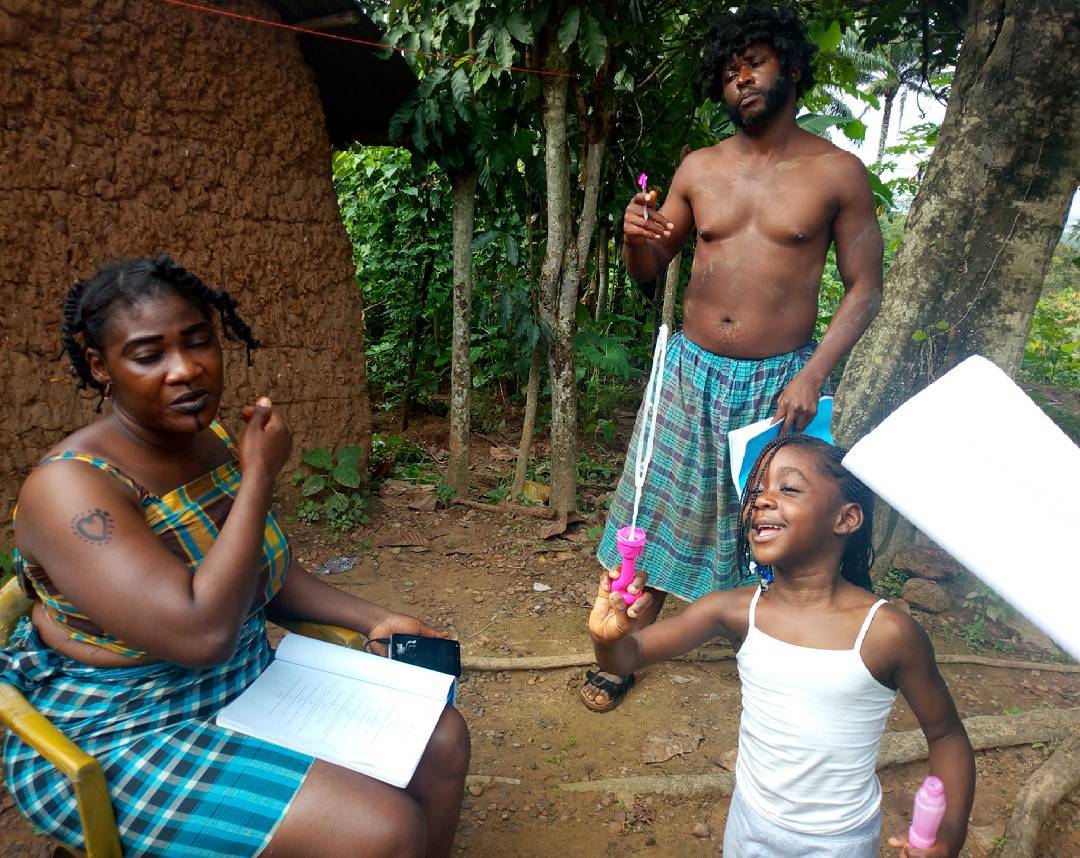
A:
963;581;1013;625
1023;276;1079;389
0;547;13;584
874;568;911;600
292;446;370;533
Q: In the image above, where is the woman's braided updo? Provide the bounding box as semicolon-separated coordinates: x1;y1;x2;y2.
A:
61;255;260;410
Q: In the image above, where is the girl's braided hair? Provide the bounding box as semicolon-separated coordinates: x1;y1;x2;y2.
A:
735;433;875;591
61;255;259;410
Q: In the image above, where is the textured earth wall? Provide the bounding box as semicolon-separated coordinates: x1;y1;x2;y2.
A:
0;0;371;523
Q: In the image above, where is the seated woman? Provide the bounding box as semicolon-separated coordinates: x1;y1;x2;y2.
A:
2;255;469;858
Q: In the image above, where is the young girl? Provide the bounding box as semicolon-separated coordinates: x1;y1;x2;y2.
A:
589;434;975;857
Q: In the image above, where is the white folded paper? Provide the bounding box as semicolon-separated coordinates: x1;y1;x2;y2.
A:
842;356;1080;659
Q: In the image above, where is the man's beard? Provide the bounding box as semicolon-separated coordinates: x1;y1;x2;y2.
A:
725;72;794;131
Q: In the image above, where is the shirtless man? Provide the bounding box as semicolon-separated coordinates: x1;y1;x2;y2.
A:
582;5;883;712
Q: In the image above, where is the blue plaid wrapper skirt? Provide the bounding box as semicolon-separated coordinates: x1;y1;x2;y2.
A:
0;612;314;857
597;332;821;601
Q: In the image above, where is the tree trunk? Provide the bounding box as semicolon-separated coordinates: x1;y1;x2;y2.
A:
594;225;609;321
511;341;544;498
446;168;478;495
875;86;897;163
660;250;681;332
837;0;1080;450
538;56;576;516
399;254;434;432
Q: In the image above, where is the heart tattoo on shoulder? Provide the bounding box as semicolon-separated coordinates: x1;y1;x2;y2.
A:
71;508;115;544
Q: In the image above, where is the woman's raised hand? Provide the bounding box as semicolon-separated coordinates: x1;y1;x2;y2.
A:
588;567;652;644
238;396;293;478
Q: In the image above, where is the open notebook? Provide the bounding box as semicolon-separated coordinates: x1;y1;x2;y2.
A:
217;633;454;788
842;356;1080;659
729;396;835;497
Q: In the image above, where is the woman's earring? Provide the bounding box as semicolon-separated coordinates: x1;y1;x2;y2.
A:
104;382;112;399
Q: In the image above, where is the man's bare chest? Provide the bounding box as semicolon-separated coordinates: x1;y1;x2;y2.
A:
689;168;837;246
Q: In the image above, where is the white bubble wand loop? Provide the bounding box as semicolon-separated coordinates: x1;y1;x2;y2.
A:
612;324;669;605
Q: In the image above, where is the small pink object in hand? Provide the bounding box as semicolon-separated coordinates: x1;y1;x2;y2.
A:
907;775;947;849
612;526;646;605
637;172;649;221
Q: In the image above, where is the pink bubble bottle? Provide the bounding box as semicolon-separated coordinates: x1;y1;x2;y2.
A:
907;775;946;849
609;325;668;607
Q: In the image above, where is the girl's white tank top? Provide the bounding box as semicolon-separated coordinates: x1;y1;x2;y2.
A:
735;587;897;835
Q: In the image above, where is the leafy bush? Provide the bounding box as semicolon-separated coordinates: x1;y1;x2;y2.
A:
1023;286;1079;389
291;447;369;533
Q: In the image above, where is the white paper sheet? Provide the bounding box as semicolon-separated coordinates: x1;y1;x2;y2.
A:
841;356;1080;659
217;634;453;787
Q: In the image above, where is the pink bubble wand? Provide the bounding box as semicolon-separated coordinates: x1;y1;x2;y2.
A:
638;172;649;221
611;324;669;605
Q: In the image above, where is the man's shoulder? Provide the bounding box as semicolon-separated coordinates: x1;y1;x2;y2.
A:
798;133;868;177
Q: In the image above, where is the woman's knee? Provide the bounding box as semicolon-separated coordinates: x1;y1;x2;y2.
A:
424;705;471;778
364;794;427;858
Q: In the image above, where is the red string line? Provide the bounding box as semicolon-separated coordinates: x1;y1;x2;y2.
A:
155;0;577;79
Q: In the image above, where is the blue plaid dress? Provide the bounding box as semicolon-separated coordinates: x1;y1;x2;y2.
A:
2;424;314;856
597;332;824;601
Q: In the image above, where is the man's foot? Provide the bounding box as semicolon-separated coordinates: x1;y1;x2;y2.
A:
579;669;635;712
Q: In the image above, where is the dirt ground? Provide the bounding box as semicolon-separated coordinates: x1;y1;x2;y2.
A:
1;416;1078;857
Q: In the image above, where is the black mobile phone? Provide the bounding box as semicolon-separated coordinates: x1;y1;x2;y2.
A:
388;634;461;678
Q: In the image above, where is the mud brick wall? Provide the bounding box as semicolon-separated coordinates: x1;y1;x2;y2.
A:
0;0;370;523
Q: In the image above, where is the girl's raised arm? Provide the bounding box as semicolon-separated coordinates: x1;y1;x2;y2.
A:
589;568;744;677
879;610;976;857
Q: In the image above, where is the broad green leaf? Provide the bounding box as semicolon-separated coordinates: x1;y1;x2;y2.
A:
505;11;531;43
332;460;361;489
495;26;515;69
809;20;842;53
911;330;929;342
933;320;949;330
842;119;867;141
303;447;333;470
301;474;328;496
472;230;499;250
579;12;608;69
451;68;471;108
337;446;361;468
557;6;581;54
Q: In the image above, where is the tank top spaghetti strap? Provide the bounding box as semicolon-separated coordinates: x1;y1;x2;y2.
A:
11;421;290;658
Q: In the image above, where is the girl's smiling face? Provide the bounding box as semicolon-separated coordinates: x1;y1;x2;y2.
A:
744;445;862;571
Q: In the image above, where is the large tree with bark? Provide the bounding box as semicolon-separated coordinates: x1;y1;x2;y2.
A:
834;0;1079;561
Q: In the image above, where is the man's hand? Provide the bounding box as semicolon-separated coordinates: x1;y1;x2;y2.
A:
623;191;673;246
886;834;954;858
366;613;448;657
773;370;824;434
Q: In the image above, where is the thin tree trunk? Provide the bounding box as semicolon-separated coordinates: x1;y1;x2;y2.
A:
400;254;435;432
511;341;544;498
896;88;907;131
660;250;681;332
446;168;478;495
876;86;897;163
538;54;575;515
837;0;1080;448
594;225;609;321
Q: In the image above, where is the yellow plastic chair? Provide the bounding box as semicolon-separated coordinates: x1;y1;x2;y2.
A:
0;576;365;857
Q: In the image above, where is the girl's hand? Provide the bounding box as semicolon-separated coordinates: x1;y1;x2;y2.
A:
887;835;953;858
365;613;448;657
238;397;293;478
588;567;652;644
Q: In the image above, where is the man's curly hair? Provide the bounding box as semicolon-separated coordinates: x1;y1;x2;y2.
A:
701;5;817;102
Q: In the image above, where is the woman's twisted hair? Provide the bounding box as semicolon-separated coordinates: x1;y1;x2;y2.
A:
735;433;875;591
61;254;260;410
